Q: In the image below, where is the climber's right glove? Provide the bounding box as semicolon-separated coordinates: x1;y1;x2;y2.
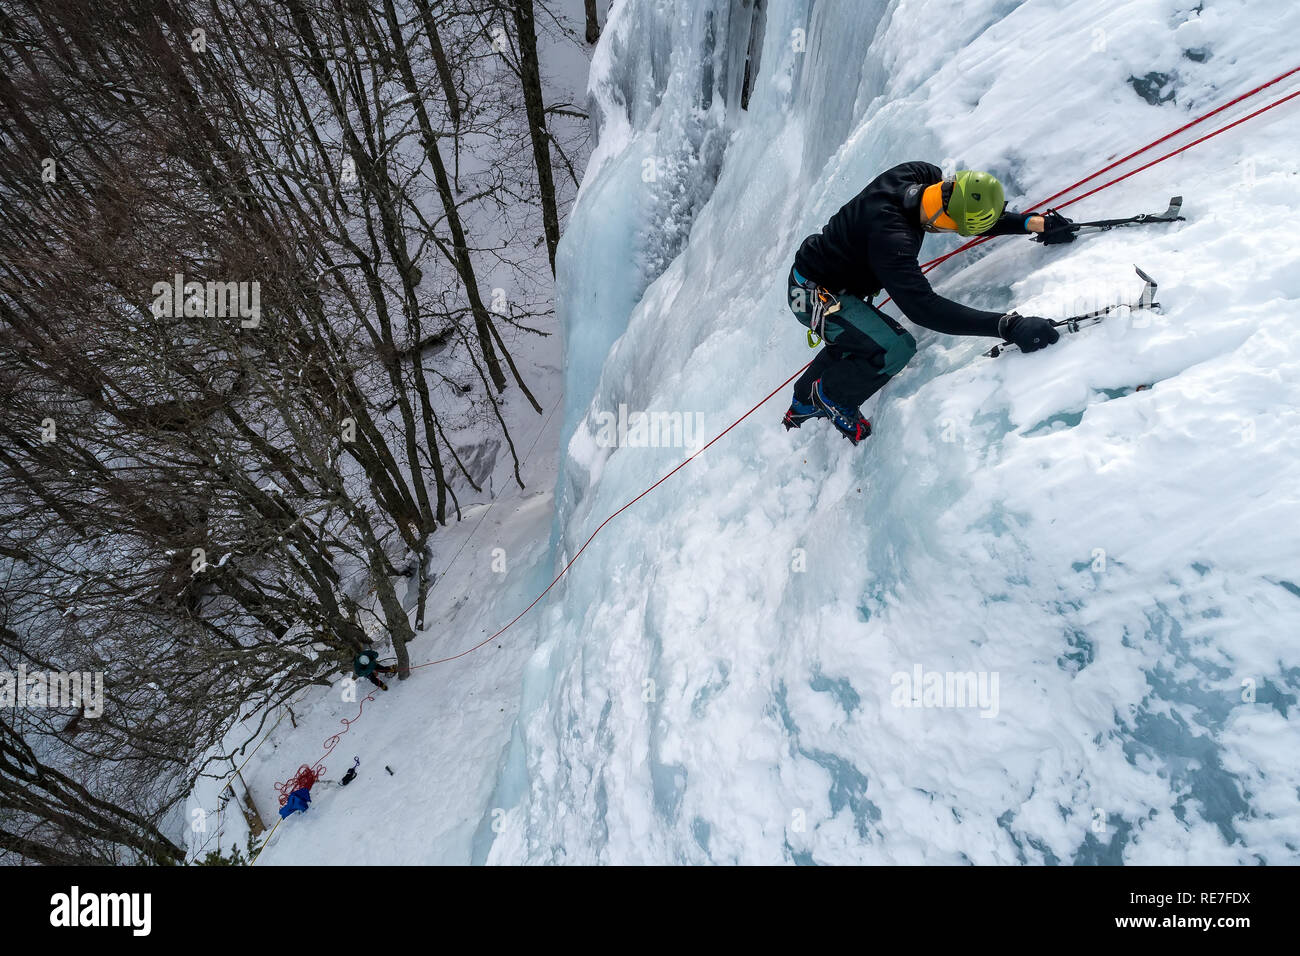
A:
998;313;1060;353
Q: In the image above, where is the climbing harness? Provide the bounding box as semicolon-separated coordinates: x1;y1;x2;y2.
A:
792;265;841;347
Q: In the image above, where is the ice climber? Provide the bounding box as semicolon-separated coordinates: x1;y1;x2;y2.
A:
783;162;1075;444
352;647;398;691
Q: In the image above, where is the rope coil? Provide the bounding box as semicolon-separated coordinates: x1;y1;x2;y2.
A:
275;765;323;806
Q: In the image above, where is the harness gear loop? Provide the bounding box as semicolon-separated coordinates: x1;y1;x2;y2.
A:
794;267;840;347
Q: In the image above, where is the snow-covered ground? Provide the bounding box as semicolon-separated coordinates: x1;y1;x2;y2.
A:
208;0;1300;865
183;0;589;866
185;333;565;865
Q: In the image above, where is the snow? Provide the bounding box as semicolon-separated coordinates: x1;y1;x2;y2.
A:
248;486;558;865
482;0;1300;864
233;0;1300;865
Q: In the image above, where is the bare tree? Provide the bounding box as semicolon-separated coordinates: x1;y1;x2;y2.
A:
0;0;590;863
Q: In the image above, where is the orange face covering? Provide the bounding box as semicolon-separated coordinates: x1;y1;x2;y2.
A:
920;182;959;232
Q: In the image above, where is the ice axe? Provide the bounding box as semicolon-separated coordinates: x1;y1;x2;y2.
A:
1035;196;1185;242
986;265;1160;358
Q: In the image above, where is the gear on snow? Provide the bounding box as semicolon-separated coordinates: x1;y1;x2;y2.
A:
341;757;360;786
276;765;322;819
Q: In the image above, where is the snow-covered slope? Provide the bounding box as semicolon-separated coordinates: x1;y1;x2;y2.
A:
480;0;1300;864
187;1;589;867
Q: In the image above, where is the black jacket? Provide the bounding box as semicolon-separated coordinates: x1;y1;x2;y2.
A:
353;649;379;678
794;161;1031;337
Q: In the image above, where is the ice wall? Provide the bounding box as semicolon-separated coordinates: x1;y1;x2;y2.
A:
478;0;1300;864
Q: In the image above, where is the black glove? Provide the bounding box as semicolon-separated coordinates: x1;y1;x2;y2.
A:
1036;209;1076;245
998;313;1060;353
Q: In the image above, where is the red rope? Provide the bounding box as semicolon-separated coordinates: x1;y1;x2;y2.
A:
408;362;813;669
1053;88;1300;212
275;765;322;806
271;370;814;783
273;691;376;798
1037;64;1300;211
912;65;1300;278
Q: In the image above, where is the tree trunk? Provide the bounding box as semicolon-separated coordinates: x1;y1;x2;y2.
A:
584;0;601;44
380;0;510;392
511;0;561;277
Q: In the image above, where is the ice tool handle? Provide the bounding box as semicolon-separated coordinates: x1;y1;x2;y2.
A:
1037;196;1185;242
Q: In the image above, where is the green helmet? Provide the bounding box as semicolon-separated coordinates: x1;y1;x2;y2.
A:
946;170;1006;236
